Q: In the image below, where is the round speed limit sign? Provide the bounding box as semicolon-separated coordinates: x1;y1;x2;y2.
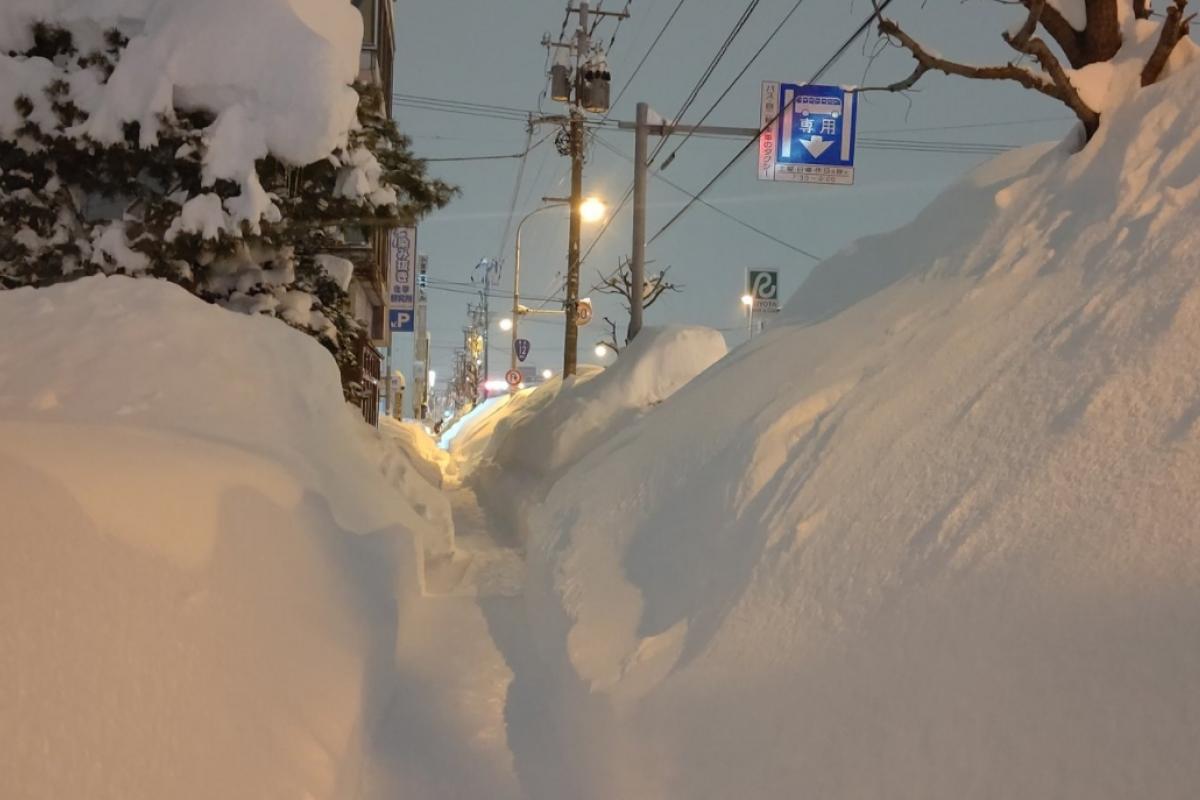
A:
505;368;523;387
576;299;593;326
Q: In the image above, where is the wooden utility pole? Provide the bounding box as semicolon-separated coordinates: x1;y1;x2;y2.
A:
563;111;584;376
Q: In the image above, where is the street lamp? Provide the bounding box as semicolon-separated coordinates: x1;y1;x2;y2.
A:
511;195;606;377
741;293;755;339
594;344;608;358
498;317;513;332
580;196;606;224
541;368;553;380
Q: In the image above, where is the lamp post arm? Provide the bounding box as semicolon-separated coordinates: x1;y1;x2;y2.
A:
512;204;565;375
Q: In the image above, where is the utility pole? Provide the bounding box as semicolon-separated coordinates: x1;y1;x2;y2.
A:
628;101;648;341
543;0;625;375
564;110;583;376
561;1;589;378
618;115;764;341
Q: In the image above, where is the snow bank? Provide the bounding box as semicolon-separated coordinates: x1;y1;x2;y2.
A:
0;276;455;798
453;328;724;542
375;418;455;557
521;63;1200;798
493;326;726;478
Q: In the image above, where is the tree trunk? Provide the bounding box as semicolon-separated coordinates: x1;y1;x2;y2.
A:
1083;0;1123;62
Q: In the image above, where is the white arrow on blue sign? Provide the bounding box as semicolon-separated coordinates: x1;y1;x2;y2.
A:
515;338;531;362
757;82;858;186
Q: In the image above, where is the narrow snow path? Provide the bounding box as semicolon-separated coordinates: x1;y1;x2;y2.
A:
425;486;524;597
361;486;527;798
367;463;626;799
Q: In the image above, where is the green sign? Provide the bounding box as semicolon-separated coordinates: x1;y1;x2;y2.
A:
747;269;780;313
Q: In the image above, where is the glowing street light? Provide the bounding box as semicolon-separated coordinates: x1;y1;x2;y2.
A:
541;368;553;380
741;293;756;339
579;196;607;223
594;344;608;358
512;195;607;375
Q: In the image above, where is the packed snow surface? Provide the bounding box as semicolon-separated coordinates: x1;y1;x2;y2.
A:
0;277;495;799
512;63;1200;798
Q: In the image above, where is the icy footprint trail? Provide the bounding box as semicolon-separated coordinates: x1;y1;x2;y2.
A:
367;480;620;800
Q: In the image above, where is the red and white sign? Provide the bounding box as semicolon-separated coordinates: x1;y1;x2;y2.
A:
577;298;593;326
505;368;523;387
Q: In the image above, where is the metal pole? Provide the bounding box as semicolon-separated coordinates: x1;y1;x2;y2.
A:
482;282;489;385
384;336;392;417
748;303;755;339
629;101;648;343
512;222;522;374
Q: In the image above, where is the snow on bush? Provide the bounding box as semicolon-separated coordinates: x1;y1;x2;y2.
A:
519;62;1200;798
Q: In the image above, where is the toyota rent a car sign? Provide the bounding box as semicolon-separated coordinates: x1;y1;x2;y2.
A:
747;269;780;314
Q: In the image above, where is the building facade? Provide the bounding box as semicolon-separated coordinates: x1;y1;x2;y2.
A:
339;0;398;424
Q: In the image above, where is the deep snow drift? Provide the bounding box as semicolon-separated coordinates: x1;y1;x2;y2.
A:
512;64;1200;798
448;326;725;540
0;277;468;799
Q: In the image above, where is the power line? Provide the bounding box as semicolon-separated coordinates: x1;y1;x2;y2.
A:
604;0;688;119
648;0;893;246
649;0;762;167
591;133;823;261
494;122;537;268
422;130;551;163
660;0;808;169
577;0;762;281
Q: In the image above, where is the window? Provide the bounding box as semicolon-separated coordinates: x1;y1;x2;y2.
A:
353;0;377;48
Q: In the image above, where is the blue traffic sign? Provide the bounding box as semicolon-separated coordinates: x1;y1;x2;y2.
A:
515;338;531;362
389;308;413;333
758;82;858;185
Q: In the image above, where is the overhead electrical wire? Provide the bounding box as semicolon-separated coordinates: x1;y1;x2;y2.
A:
575;0;764;281
421;129;551;164
590;133;823;261
494;123;537;269
647;0;894;246
659;0;808;169
648;0;762;166
603;0;689;120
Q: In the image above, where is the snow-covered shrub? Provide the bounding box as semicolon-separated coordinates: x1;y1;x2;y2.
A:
0;9;451;369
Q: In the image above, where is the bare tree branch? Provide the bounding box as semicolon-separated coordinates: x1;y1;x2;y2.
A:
1011;0;1087;67
1143;0;1194;85
1002;29;1101;135
1009;0;1047;49
871;11;1099;137
1134;0;1154;20
599;316;620;354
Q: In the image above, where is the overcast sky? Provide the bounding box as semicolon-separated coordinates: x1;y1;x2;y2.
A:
393;0;1074;384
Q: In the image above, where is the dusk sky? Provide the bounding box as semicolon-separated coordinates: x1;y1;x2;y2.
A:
394;0;1075;382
